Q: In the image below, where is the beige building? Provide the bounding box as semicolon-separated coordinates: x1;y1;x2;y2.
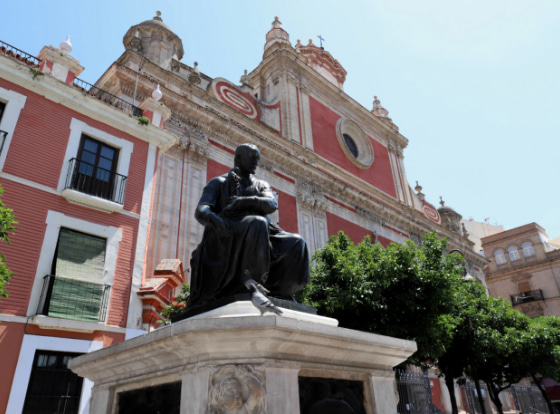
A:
481;223;560;318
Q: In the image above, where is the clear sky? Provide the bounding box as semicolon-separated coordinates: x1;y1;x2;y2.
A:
2;0;559;237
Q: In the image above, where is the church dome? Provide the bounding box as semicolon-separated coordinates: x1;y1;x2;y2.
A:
123;11;184;69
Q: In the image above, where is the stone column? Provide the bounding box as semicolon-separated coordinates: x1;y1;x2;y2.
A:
89;385;114;414
369;373;400;414
265;364;301;414
180;367;210;414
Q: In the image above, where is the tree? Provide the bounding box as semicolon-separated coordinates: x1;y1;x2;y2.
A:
435;279;488;414
464;295;531;414
301;231;463;367
519;315;560;414
0;186;16;302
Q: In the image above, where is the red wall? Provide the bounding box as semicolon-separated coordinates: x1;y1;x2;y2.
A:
0;322;25;413
326;212;394;248
309;96;397;198
0;78;150;215
276;189;298;234
0;180;139;327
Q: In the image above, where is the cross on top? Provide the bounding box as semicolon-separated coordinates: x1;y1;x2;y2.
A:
317;35;325;49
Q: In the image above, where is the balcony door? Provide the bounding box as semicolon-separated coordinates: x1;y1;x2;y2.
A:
72;135;119;200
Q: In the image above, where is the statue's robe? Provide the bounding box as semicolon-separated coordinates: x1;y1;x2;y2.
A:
188;170;309;310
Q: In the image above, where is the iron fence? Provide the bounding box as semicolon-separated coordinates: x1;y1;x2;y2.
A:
37;275;111;323
64;157;127;204
0;40;41;67
73;77;143;117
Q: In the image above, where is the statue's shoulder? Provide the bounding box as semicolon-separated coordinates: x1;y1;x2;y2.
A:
206;174;228;187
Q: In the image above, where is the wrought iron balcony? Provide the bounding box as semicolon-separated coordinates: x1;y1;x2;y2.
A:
73;77;143;117
64;158;127;204
0;40;41;67
0;130;7;156
511;289;544;306
37;275;111;323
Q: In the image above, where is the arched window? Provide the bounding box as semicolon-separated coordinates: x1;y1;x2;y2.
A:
522;242;535;258
494;249;507;265
508;246;521;261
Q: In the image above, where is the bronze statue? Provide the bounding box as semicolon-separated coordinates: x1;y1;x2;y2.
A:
187;143;309;312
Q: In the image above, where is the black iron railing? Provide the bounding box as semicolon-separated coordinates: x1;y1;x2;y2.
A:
37;274;111;323
0;40;41;67
0;130;7;156
64;157;127;204
73;77;143;117
511;289;544;306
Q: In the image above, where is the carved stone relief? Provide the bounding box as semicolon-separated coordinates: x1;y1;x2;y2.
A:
208;365;267;414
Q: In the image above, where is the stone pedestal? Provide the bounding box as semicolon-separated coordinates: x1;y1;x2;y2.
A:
69;303;416;413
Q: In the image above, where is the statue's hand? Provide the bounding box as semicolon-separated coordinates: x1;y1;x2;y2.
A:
222;196;255;216
209;214;229;236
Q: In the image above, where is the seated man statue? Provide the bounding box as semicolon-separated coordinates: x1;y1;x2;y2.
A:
187;143;309;312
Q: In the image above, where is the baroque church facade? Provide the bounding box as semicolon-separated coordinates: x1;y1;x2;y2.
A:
104;13;485;314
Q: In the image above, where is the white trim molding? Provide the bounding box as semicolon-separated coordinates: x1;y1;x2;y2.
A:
6;334;103;414
26;211;123;324
58;118;133;210
0;86;27;171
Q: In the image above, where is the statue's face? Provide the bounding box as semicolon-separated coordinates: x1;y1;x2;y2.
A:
237;148;260;175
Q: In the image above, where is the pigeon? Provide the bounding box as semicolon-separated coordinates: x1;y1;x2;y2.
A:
244;276;283;316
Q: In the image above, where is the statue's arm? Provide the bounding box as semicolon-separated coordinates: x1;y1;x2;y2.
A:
222;182;278;216
195;178;229;235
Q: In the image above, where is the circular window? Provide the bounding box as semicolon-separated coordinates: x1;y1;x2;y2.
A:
336;118;374;169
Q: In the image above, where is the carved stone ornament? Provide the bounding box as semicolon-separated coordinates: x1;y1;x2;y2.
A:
208;365;267;414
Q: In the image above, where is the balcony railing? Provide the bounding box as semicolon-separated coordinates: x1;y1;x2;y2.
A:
64;158;127;204
511;289;544;306
0;130;7;156
0;40;41;67
37;275;111;323
73;77;143;117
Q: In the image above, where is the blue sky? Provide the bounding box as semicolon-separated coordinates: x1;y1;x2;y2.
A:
2;0;559;238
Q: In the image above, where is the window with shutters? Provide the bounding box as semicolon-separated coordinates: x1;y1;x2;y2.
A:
37;228;111;322
67;135;124;202
22;350;84;414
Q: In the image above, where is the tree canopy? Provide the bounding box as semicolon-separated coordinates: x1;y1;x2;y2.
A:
300;231;464;367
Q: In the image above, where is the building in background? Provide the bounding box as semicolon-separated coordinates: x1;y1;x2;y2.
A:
0;12;489;414
481;222;560;410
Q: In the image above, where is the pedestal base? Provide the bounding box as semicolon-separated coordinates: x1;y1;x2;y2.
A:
69;305;416;413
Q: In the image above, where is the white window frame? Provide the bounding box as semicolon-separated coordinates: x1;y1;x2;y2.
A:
27;210;122;320
494;249;507;265
522;242;535;258
508;246;521;262
0;86;27;171
58;118;134;212
6;334;102;414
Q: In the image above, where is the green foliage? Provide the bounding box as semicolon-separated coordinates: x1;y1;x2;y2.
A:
137;116;150;126
160;283;190;325
0;186;16;301
301;231;464;367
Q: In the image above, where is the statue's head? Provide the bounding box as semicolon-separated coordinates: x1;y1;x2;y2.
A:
234;143;260;175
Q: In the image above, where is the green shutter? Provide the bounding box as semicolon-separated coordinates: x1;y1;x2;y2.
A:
49;229;107;322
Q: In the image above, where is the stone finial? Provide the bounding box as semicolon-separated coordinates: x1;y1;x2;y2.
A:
152;84;162;101
59;35;72;54
372;96;390;118
439;196;445;207
154;11;163;22
188;61;201;85
415;181;425;201
240;69;251;86
264;16;291;52
462;222;470;239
